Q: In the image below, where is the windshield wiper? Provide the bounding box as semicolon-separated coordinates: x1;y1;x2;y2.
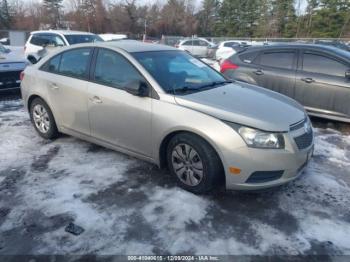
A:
172;86;202;94
198;80;233;89
172;80;233;94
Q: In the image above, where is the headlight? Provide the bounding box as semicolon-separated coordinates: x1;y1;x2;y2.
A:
238;127;285;149
223;121;285;149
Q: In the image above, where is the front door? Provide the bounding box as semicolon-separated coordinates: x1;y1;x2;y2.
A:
295;50;350;118
87;48;153;157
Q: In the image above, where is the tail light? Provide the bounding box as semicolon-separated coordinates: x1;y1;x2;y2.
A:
20;71;25;81
220;59;239;73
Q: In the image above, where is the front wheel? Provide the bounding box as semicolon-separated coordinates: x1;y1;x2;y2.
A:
167;133;224;194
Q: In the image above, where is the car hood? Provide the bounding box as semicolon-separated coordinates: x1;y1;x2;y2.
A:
174;81;306;132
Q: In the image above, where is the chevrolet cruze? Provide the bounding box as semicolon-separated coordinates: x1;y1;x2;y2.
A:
20;40;314;193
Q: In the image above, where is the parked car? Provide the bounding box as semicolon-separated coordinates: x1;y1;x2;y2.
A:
0;43;27;93
216;40;250;61
221;44;350;123
176;38;216;57
0;37;10;45
25;30;102;63
21;41;314;193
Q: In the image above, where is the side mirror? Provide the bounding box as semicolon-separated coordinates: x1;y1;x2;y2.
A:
125;80;149;97
346;70;350;79
27;55;38;64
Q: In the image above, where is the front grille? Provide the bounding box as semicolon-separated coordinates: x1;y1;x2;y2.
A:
0;71;21;90
246;170;284;184
290;118;307;131
294;131;313;150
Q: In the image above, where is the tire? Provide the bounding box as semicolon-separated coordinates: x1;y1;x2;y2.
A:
166;133;224;194
30;97;59;139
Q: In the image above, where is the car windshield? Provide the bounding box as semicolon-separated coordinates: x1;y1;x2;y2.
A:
64;34;103;45
132;50;227;94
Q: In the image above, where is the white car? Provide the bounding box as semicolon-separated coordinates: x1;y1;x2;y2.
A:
99;34;127;41
0;43;27;93
177;38;215;57
24;30;102;62
215;40;250;61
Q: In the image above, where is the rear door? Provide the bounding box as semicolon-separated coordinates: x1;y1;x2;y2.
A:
295;50;350;118
41;47;93;135
247;49;297;98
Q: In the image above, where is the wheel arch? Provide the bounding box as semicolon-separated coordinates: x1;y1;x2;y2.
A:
158;130;225;179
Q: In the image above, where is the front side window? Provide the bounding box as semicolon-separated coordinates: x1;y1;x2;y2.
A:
94;49;143;88
42;55;61;73
303;52;348;77
133;50;226;94
59;48;92;78
199;40;208;47
259;51;295;69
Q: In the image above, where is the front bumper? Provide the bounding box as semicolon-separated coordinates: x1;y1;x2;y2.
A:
223;122;314;190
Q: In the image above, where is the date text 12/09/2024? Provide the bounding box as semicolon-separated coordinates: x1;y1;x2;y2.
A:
127;256;220;261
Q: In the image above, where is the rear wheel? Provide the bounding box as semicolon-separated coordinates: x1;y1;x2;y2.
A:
30;97;59;139
167;133;224;194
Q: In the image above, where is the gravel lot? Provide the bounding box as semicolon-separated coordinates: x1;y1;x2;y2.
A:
0;95;350;256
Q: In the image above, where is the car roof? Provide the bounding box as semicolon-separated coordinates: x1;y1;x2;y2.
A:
31;30;96;36
96;40;177;53
241;43;350;58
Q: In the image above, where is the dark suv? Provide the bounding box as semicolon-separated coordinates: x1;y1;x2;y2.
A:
221;44;350;123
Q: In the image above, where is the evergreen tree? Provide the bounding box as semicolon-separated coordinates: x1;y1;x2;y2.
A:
0;0;13;29
43;0;63;29
270;0;297;37
197;0;220;36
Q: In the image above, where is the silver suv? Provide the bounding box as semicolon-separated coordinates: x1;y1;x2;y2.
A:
21;40;314;193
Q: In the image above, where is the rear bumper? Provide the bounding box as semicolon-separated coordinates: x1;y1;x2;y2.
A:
0;70;22;92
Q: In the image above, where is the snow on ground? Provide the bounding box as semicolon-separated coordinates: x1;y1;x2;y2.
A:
0;99;350;255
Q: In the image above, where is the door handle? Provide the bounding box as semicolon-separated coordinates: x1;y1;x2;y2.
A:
254;69;264;76
50;82;59;90
89;96;102;104
301;78;315;83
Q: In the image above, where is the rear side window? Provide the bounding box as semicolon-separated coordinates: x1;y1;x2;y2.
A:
259;51;295;69
30;35;50;46
239;51;259;64
303;53;348;77
182;40;192;46
59;48;92;78
30;34;65;47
